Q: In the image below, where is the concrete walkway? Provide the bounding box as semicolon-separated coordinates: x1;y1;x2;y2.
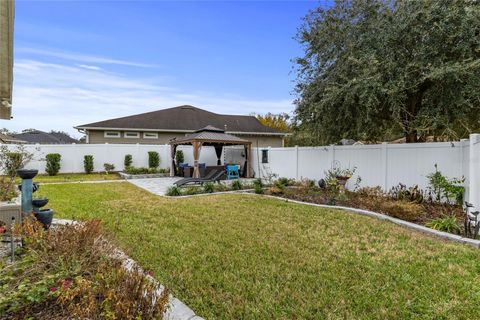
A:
127;177;181;196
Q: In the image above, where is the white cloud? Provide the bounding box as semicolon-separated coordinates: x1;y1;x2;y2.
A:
16;47;156;68
6;59;293;138
77;64;102;71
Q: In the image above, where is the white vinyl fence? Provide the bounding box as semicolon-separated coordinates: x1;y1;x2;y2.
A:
3;133;480;207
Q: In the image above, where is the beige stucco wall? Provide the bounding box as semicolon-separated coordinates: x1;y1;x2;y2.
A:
86;130;284;147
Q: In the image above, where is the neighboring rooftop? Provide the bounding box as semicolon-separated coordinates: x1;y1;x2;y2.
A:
13;130;79;144
75;105;284;135
0;133;25;144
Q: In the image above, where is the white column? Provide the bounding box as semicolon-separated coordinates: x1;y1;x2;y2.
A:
295;145;299;180
381;142;388;192
469;134;480;208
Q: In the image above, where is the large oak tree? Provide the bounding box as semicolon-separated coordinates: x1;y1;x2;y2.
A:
294;0;480;143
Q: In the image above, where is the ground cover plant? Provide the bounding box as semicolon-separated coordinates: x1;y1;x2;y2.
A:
123;166;169;175
165;180;254;197
37;182;480;319
0;217;169;319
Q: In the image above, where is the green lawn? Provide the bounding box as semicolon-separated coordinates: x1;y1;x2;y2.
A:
13;172;122;183
37;183;480;319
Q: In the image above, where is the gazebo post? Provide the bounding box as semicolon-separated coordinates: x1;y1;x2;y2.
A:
246;142;253;178
192;141;202;179
170;144;176;177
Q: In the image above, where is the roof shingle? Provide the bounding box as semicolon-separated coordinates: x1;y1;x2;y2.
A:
75;105;284;135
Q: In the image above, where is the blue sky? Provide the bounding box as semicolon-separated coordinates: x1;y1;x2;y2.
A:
7;0;323;137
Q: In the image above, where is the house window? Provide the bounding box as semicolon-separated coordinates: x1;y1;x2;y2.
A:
104;131;120;138
261;149;269;163
124;132;140;138
143;132;158;139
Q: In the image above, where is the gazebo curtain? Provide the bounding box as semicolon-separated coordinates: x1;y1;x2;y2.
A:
214;145;223;165
192;141;203;178
169;144;177;177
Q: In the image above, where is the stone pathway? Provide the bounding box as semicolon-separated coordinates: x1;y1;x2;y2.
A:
127;177;181;196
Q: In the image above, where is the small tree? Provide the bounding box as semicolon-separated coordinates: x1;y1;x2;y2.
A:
103;163;115;174
175;150;184;165
148;151;160;168
124;154;133;168
0;145;33;201
45;153;61;176
84;155;94;174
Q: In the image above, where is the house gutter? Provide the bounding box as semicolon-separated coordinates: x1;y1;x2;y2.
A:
0;0;14;120
74;126;286;136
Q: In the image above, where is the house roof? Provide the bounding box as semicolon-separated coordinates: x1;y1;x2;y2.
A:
171;126;249;145
75;105;285;136
0;133;25;144
13;130;78;144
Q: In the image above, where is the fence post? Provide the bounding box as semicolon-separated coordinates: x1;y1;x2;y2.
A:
469;134;480;208
295;145;299;180
328;144;335;168
381;142;388;192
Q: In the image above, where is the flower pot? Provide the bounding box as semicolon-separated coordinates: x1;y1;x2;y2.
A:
35;208;54;229
336;176;350;186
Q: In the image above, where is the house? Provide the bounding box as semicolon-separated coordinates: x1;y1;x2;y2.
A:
75;105;286;147
13;130;79;144
0;133;25;144
0;0;14;120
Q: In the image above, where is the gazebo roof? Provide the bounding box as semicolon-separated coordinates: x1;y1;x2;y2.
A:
170;126;250;145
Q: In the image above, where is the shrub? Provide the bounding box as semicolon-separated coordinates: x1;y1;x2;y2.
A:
357;186;386;198
276;177;294;187
214;183;229;192
45;153;61;176
427;164;465;205
2;217;169;319
254;183;264;194
268;185;285;196
124;166;168;175
0;146;33;201
184;186;199;195
389;183;425;203
84;155;94;174
166;186;181;196
103;163;115;174
124;154;132;168
426;215;461;234
1;145;33;178
253;178;264;189
203;182;215;193
231;180;243;190
148;151;160;168
175;150;184;165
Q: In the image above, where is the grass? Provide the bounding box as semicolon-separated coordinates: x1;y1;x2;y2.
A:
11;172;121;184
37;182;480;319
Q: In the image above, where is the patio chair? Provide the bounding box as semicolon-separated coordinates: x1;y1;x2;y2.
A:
226;164;239;180
174;169;225;187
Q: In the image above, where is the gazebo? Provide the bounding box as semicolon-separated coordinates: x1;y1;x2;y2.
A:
169;126;253;179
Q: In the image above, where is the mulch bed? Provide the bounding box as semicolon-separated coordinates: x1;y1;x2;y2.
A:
276;187;463;228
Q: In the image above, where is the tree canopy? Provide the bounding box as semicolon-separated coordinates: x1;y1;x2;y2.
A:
253;112;292;133
294;0;480;144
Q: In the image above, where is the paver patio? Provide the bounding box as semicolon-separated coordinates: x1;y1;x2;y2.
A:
127;177;181;195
